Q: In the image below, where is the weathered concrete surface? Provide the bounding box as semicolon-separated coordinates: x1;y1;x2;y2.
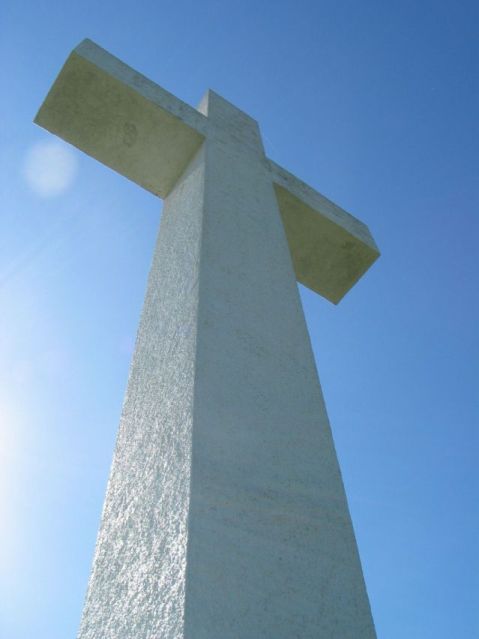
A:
77;144;205;639
183;91;377;638
35;39;207;197
35;39;379;302
270;160;379;303
34;40;380;639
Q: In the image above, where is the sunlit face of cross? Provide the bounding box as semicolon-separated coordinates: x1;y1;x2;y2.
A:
36;39;378;305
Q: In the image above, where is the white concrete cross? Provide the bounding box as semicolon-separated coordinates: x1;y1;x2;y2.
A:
36;39;380;639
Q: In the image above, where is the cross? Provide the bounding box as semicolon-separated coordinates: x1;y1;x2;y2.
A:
36;40;379;639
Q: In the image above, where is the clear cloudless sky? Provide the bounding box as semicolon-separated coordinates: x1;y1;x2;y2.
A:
0;1;477;637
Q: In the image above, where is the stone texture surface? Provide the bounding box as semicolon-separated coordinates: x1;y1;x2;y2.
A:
78;145;205;639
76;91;376;639
270;160;379;303
35;39;206;198
34;39;380;639
183;92;376;638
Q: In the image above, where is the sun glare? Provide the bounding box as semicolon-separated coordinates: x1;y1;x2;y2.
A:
0;395;25;565
23;140;78;197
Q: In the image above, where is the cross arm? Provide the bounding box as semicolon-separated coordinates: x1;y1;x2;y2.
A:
269;160;380;304
34;39;207;198
35;39;379;304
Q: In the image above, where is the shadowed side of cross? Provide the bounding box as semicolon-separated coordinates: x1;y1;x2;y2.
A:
35;39;379;304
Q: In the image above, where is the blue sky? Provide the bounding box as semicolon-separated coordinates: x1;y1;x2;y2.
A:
0;1;477;637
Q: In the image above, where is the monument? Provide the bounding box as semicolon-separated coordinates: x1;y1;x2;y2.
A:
35;39;380;639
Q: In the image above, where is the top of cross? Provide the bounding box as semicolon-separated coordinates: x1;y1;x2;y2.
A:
35;39;379;304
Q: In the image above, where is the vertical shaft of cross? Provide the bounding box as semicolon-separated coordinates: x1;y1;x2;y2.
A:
185;92;375;638
77;91;376;639
78;138;205;639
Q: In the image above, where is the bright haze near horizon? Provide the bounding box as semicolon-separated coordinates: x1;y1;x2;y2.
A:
0;1;477;637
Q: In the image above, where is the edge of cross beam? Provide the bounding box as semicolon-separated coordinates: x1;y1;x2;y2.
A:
268;159;380;304
74;39;209;136
268;159;379;253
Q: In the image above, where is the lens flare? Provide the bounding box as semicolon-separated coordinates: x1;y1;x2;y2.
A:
23;140;78;197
